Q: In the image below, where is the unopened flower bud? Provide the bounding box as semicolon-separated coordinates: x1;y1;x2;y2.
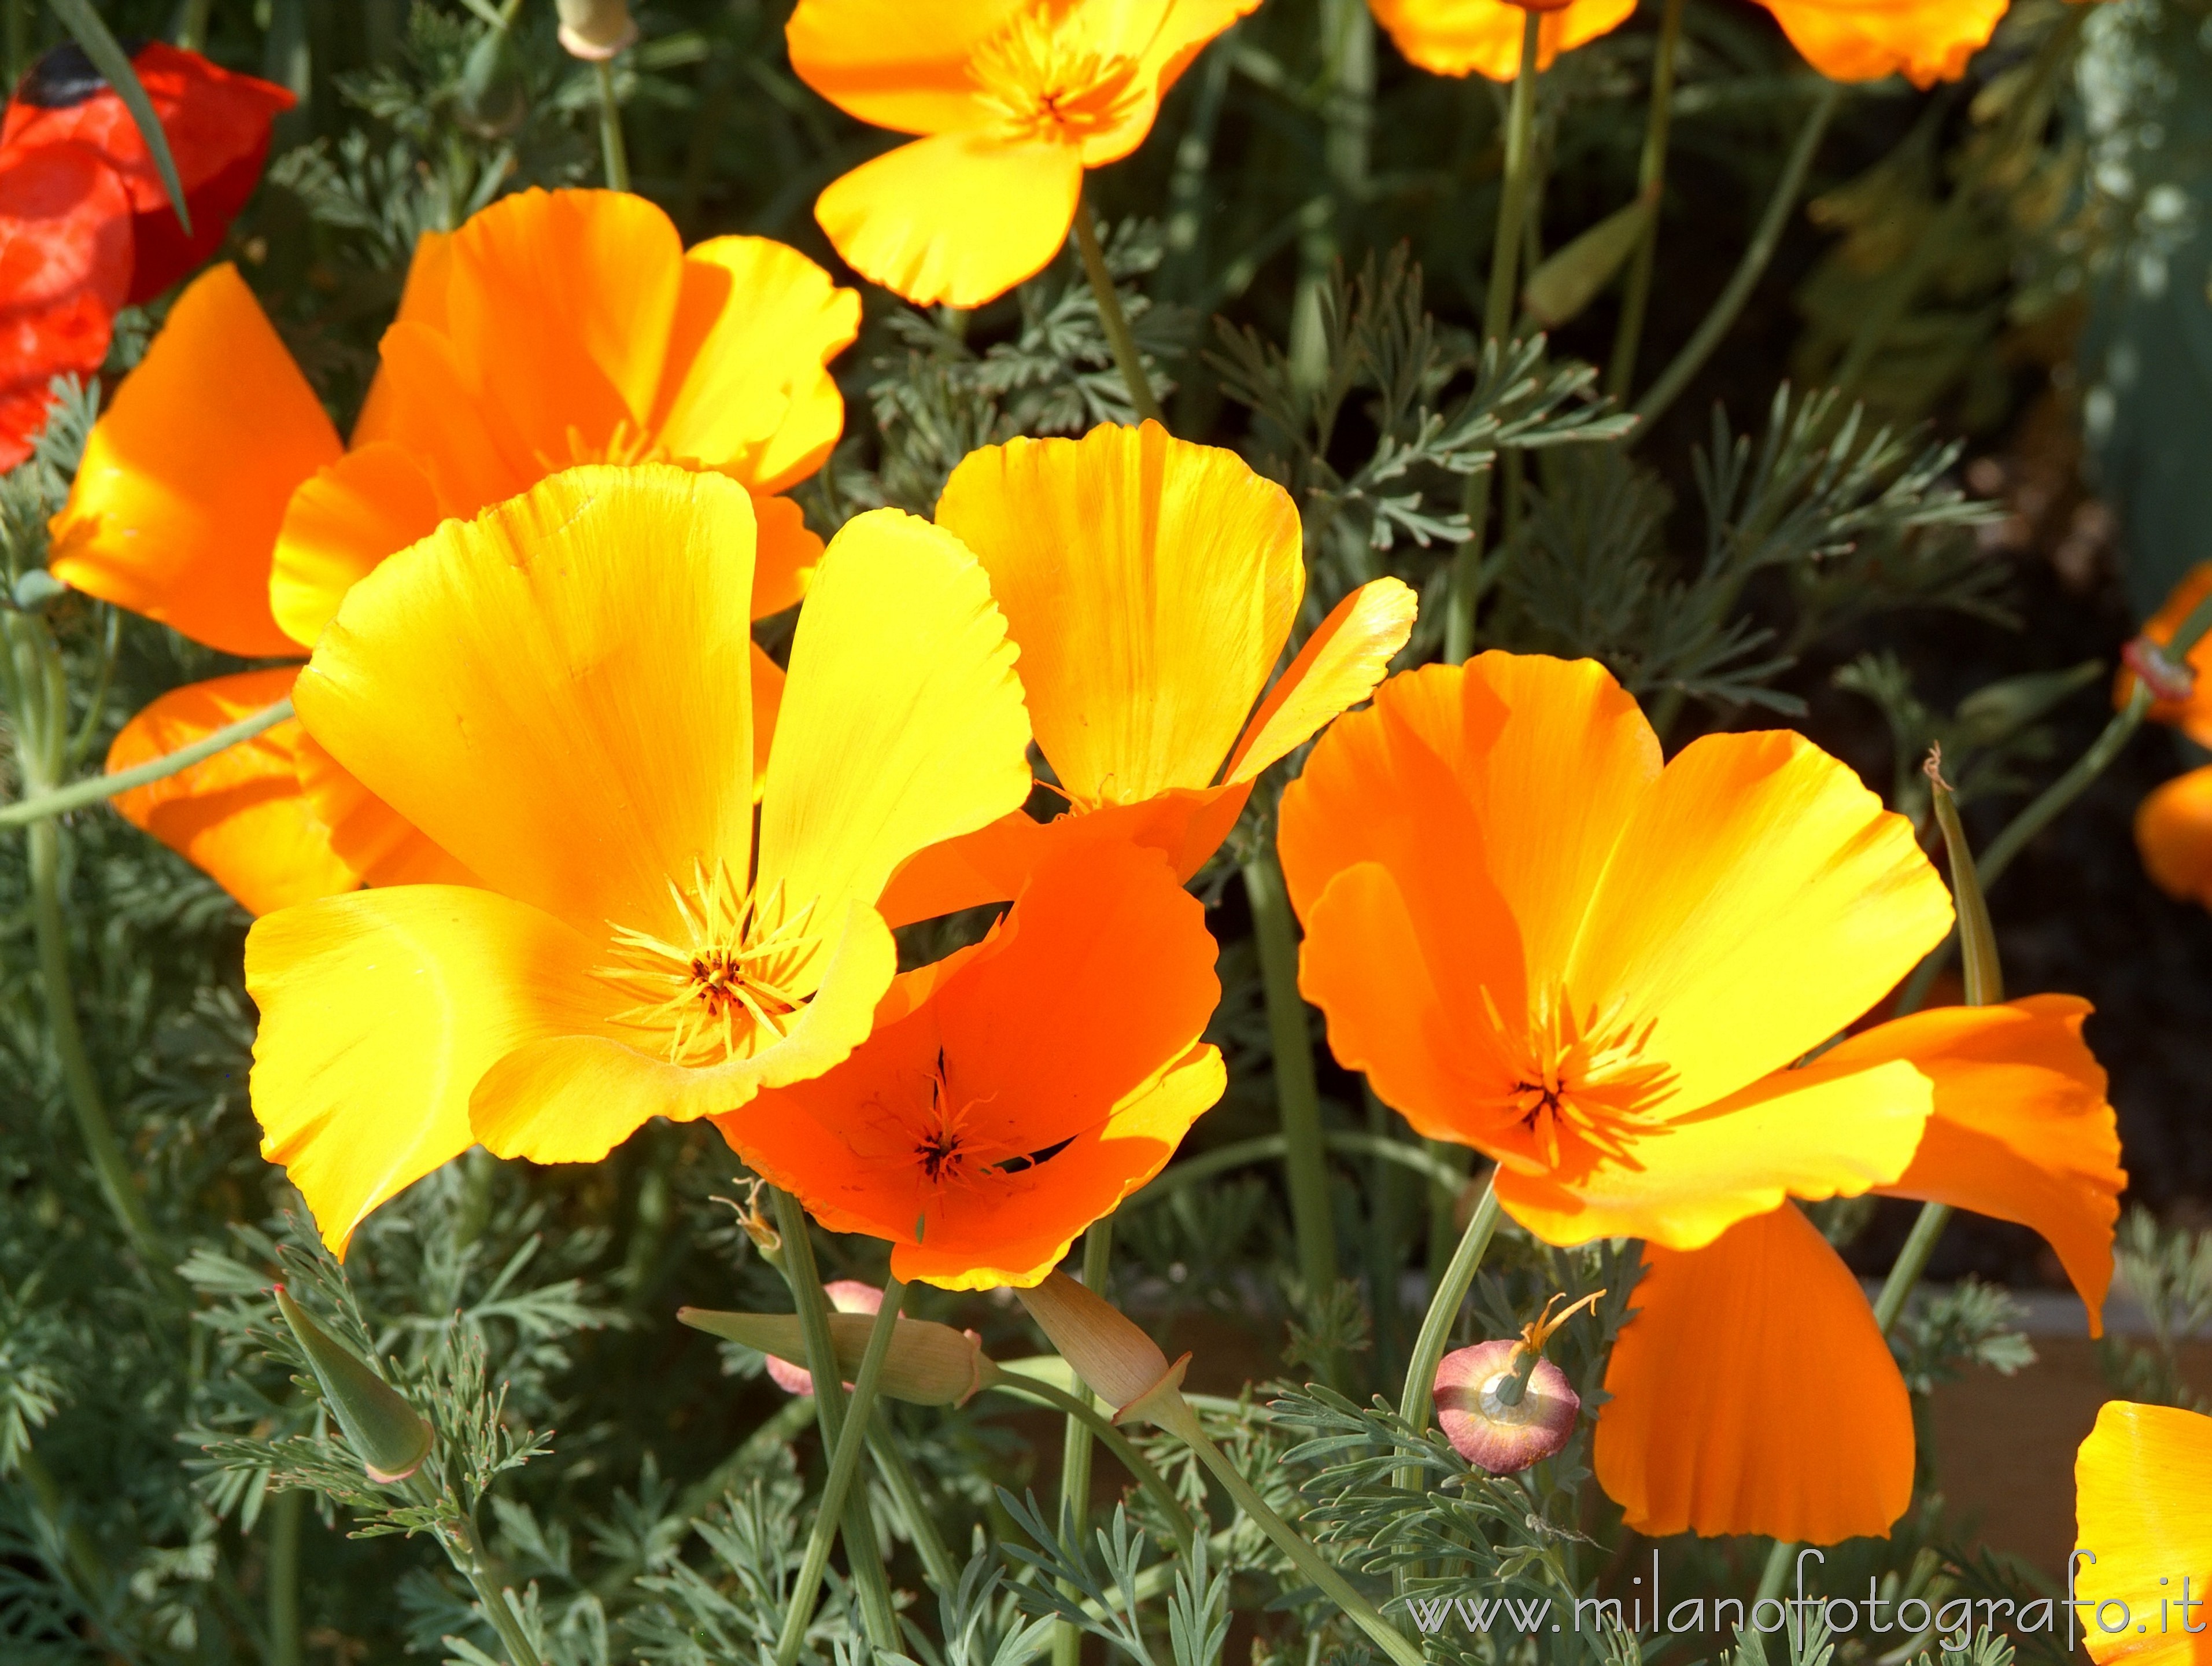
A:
2125;636;2198;705
1432;1291;1602;1476
1015;1271;1190;1427
273;1286;433;1486
678;1294;997;1407
555;0;637;60
767;1280;879;1396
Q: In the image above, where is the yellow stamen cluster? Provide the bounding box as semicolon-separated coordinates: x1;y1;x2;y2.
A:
967;0;1147;144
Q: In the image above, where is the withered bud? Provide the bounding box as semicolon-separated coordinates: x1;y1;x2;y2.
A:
1432;1290;1602;1476
1015;1270;1191;1427
2126;636;2198;705
555;0;637;60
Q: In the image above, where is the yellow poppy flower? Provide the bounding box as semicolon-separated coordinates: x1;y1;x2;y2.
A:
47;187;858;913
878;420;1417;922
245;465;1032;1255
1369;0;1635;81
786;0;1258;307
2075;1400;2212;1666
1751;0;2011;89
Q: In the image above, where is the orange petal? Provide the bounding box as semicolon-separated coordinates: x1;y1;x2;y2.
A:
291;728;479;889
295;465;759;943
47;264;337;657
1370;0;1635;79
1224;578;1419;784
937;421;1305;805
1074;0;1258;167
1565;727;1954;1112
349;227;452;447
368;319;530;514
1594;1203;1914;1543
2126;563;2212;747
2074;1400;2212;1666
1492;1052;1933;1250
652;235;860;496
751;493;821;620
246;884;606;1254
1752;0;2010;88
723;839;1224;1289
784;0;1014;135
815;131;1083;310
2137;766;2212;905
268;441;446;648
106;668;357;915
1831;996;2123;1332
750;641;784;798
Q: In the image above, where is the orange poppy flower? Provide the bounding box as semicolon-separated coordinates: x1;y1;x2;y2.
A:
246;465;1033;1254
2137;766;2212;909
2074;1400;2212;1666
48;187;858;915
721;838;1224;1290
880;421;1417;923
1280;651;2121;1541
1749;0;2009;88
2118;562;2212;747
1369;0;1635;81
785;0;1257;307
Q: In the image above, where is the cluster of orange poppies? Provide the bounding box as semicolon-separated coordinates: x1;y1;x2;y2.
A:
24;0;2203;1631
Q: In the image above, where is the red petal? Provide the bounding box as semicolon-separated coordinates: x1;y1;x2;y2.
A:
0;142;131;466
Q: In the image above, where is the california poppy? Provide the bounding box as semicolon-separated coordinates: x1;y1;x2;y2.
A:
246;464;1033;1255
49;187;858;913
880;420;1417;923
2073;1400;2212;1666
2137;767;2212;910
785;0;1258;307
1368;0;1635;81
722;838;1225;1289
1281;651;2120;1541
0;39;291;466
1749;0;2011;88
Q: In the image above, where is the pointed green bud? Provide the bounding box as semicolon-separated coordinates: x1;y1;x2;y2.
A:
1923;747;2003;1007
1523;186;1658;329
677;1307;998;1407
274;1287;433;1485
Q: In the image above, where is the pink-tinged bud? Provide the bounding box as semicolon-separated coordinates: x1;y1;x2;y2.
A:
766;1281;880;1396
555;0;637;59
2126;636;2198;704
1015;1271;1191;1427
1434;1340;1580;1475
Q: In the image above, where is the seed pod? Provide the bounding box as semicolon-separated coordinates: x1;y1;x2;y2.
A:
1433;1338;1580;1475
272;1286;433;1486
555;0;637;60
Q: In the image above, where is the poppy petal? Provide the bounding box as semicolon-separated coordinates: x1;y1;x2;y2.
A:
1594;1203;1915;1543
1076;0;1258;167
368;320;529;513
749;641;784;798
106;668;358;915
937;421;1304;805
751;493;821;619
350;228;452;447
1750;0;2010;89
0;143;130;470
245;885;607;1255
815;131;1083;310
2074;1400;2212;1666
1370;0;1635;79
268;440;446;648
1833;996;2124;1331
784;0;1014;135
47;263;338;657
1224;577;1420;784
291;728;479;889
756;506;1031;982
468;899;898;1162
1491;1053;1933;1250
1565;728;1954;1113
651;234;860;496
294;465;759;944
2136;766;2212;906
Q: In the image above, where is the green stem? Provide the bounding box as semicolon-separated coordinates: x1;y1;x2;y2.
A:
12;1446;108;1597
987;1374;1197;1559
1054;1223;1114;1666
1240;850;1341;1381
594;58;630;192
1607;0;1686;400
443;1505;544;1666
177;0;213;49
1633;80;1844;434
765;1189;899;1650
863;1410;960;1596
776;1278;909;1666
1074;195;1164;424
1149;1395;1424;1666
1;696;294;828
267;1487;305;1666
1871;1201;1953;1336
1397;1175;1500;1471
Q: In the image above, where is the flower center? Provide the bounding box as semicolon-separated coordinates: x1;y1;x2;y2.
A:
533;417;674;474
597;863;822;1066
1480;987;1675;1176
967;0;1148;144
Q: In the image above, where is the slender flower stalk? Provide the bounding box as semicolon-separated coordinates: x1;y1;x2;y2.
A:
1444;10;1543;664
863;1410;961;1595
1074;197;1164;423
1607;0;1686;399
593;60;630;191
1395;1174;1501;1499
0;696;293;828
986;1372;1197;1558
1054;1223;1115;1666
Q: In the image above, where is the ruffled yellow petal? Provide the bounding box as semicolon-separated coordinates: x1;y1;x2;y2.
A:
268;441;445;648
1596;1203;1915;1543
1371;0;1636;80
294;465;759;943
816;131;1083;309
1752;0;2010;88
756;507;1031;984
2076;1401;2212;1666
1224;577;1419;783
785;0;1015;135
245;886;607;1254
936;421;1303;804
652;235;859;496
48;264;337;657
106;668;358;915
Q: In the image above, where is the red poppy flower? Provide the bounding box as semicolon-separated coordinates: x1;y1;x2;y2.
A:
0;140;128;469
